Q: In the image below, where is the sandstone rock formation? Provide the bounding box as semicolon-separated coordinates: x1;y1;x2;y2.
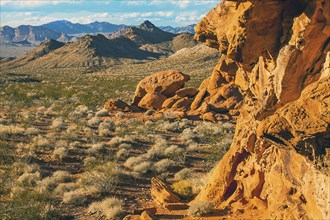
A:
190;0;330;219
150;178;181;206
127;66;242;120
132;70;190;108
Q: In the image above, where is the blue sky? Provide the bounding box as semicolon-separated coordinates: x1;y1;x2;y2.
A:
0;0;219;27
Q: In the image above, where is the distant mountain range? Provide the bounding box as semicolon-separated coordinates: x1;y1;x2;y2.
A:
159;24;196;34
1;20;198;68
42;20;126;35
0;20;195;46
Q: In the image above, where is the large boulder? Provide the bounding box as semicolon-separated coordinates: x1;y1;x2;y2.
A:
133;70;190;105
138;92;167;110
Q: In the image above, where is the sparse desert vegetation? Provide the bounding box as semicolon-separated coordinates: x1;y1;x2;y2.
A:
0;53;234;219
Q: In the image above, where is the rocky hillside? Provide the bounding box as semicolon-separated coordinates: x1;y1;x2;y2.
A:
114;0;329;218
1;21;198;69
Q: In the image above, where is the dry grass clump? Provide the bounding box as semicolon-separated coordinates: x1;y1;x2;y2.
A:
164;145;186;163
172;180;193;199
54;182;79;195
17;172;41;186
153;159;175;173
25;127;41;136
51;117;65;131
109;136;134;147
32;135;51;149
53;147;68;161
124;156;144;169
88;197;124;219
188;201;214;217
116;148;129;159
145;138;167;159
71;105;89;118
180;128;199;143
87;143;106;154
62;188;88;205
38;171;73;192
87;116;102;127
83;156;97;167
99;120;115;136
133;161;152;175
0;125;25;134
95;109;109;117
160;119;191;132
174;168;193;181
80;162;120;194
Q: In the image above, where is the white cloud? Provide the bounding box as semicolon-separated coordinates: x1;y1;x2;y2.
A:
175;11;205;24
0;0;82;7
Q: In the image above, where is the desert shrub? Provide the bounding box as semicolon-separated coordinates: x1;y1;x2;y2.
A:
38;171;72;192
71;105;89;118
188;201;214;217
17;172;41;187
145;138;167;160
51;117;65;131
87;143;106;154
153;159;175;173
118;143;132;149
25;127;40;136
55;140;68;148
133;161;151;175
109;136;134;147
0;125;25;134
80;162;120;194
187;143;200;152
172;180;194;199
32;135;51;149
66;123;78;134
23;163;40;174
87;116;102;127
124;156;144;169
62;188;87;205
95;109;109;117
115;111;125;118
53;147;68;161
164;145;186;163
116;148;129;159
54;182;79;195
99;121;115;137
88;197;124;219
174;168;193;181
83;156;97;167
1;189;58;220
180;128;199;143
160;119;191;132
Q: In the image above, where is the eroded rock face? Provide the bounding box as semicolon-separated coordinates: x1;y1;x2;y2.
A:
192;0;330;219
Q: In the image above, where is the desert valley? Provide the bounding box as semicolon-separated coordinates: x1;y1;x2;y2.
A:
0;0;329;219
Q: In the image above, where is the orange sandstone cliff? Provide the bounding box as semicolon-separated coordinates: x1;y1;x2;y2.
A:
192;0;329;219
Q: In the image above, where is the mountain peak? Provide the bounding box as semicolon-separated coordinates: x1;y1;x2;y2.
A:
139;20;157;30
